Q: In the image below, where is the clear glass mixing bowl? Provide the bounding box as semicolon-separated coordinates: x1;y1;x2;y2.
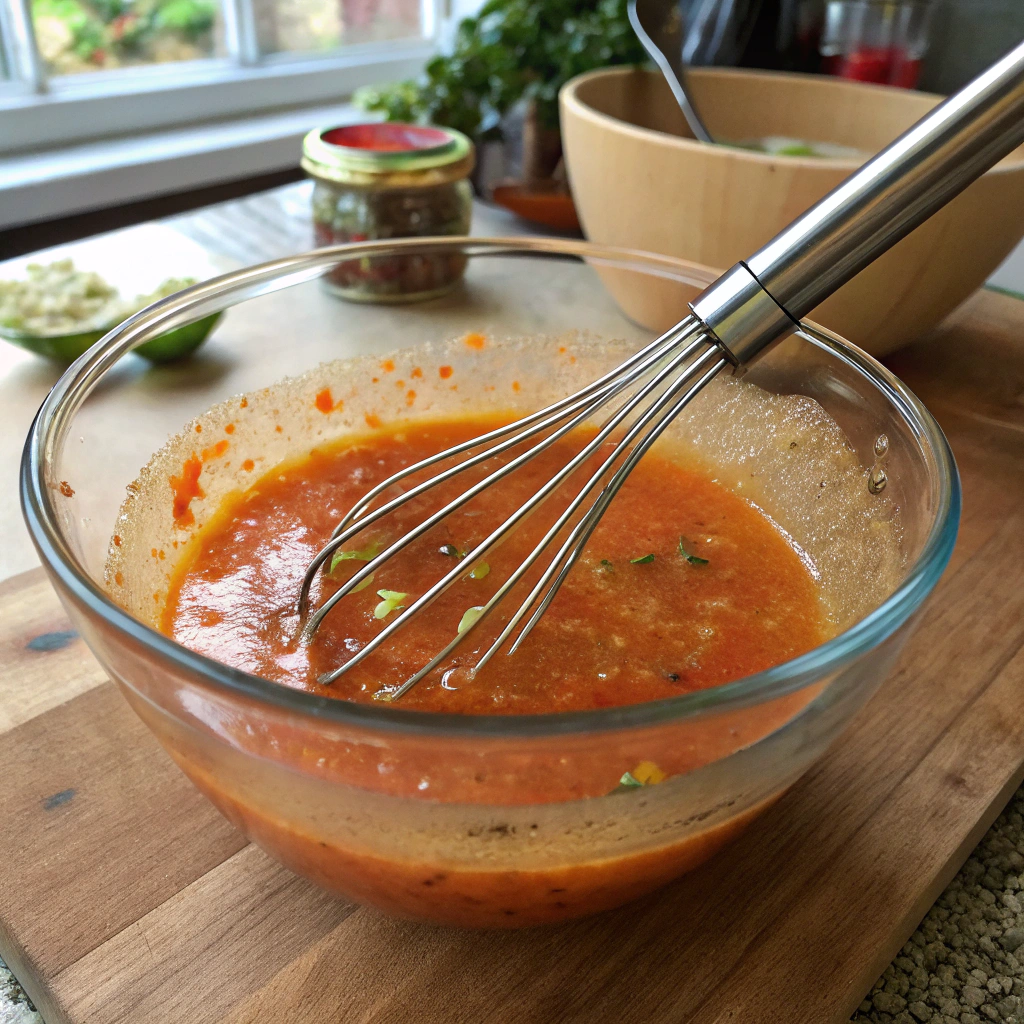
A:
21;238;959;927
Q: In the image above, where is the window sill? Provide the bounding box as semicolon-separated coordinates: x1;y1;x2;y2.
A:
0;101;366;230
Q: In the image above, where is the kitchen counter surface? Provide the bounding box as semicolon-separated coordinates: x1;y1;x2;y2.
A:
2;182;1023;1024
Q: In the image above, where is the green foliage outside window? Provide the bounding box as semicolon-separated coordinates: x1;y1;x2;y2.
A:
32;0;216;73
355;0;647;140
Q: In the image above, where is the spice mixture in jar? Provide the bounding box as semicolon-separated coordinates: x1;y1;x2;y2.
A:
302;123;474;303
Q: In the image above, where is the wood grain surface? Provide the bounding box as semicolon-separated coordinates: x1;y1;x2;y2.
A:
0;287;1022;1024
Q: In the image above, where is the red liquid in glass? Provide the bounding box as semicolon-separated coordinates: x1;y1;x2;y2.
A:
840;46;891;83
833;46;920;89
888;53;922;88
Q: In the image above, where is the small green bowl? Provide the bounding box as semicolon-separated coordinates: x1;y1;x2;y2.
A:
0;311;223;364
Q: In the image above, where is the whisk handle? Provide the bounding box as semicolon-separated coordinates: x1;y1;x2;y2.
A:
692;38;1024;363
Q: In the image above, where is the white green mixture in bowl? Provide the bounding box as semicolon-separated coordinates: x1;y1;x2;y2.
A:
726;136;868;160
0;259;195;336
0;259;220;363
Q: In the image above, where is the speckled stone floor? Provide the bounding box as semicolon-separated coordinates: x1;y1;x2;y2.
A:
852;789;1024;1024
0;964;38;1024
4;786;1024;1022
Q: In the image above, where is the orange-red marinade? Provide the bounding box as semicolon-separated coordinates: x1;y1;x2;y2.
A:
162;416;826;713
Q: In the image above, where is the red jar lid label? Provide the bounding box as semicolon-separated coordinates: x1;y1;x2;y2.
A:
302;122;473;180
321;123;454;154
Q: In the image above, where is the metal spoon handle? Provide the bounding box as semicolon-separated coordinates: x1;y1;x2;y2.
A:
628;0;714;144
692;38;1024;362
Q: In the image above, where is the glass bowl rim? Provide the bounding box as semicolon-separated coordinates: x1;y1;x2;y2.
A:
20;236;961;739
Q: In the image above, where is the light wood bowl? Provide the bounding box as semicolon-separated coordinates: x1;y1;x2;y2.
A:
560;67;1024;355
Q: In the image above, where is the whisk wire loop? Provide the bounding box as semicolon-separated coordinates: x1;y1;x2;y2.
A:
501;354;728;658
297;317;699;621
387;345;727;700
327;317;702;540
313;318;717;690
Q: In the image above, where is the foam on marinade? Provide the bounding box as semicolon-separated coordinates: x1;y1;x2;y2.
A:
670;377;903;630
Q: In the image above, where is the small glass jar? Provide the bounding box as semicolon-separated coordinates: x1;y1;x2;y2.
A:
819;0;933;89
302;123;475;303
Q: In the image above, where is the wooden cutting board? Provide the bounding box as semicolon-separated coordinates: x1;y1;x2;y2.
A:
1;288;1023;1024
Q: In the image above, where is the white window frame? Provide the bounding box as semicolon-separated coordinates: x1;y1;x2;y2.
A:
0;0;440;155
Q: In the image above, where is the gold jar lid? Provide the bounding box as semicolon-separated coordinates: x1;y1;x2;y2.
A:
302;123;476;189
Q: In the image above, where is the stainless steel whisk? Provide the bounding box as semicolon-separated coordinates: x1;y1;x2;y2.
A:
300;41;1024;699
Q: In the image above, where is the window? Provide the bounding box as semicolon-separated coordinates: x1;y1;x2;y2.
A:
1;3;26;83
0;0;437;153
31;0;224;76
1;19;10;76
255;0;424;54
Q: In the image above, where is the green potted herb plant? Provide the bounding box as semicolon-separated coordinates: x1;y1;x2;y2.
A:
355;0;647;225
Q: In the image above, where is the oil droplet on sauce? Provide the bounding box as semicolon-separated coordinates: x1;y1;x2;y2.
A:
201;439;229;461
381;359;395;373
242;459;255;472
365;412;382;429
225;423;235;435
315;388;334;414
439;365;453;379
170;454;204;528
464;332;486;351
